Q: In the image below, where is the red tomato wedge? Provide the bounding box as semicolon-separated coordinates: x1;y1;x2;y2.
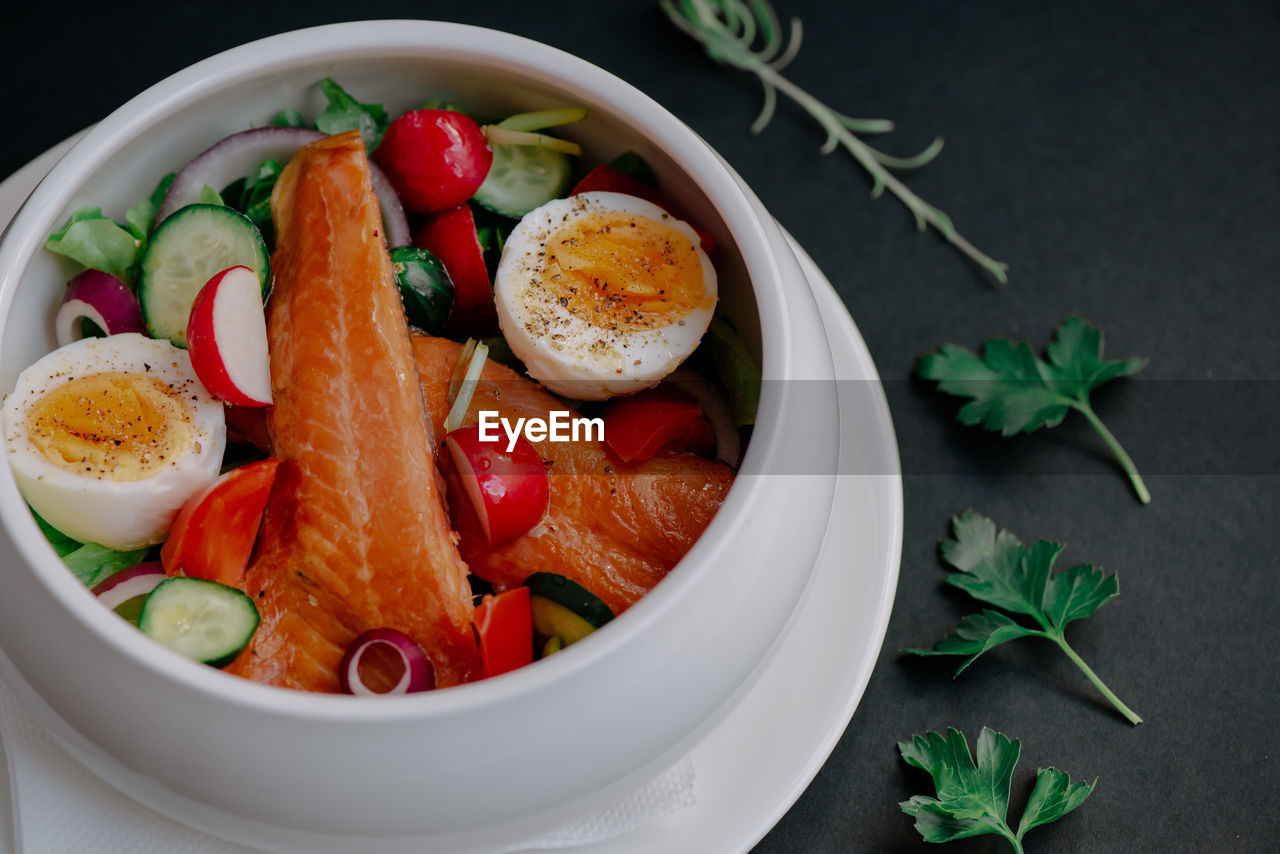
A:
414;206;497;337
445;424;549;547
373;109;493;214
602;386;705;463
571;165;717;253
160;458;280;586
472;587;534;678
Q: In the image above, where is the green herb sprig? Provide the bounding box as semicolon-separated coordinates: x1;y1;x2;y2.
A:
899;726;1095;853
909;512;1142;725
916;316;1149;503
661;0;1008;283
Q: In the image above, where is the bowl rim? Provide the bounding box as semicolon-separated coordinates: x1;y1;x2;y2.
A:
0;19;817;722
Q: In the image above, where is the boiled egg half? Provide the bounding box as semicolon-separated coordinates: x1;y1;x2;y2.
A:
4;333;226;550
494;191;717;399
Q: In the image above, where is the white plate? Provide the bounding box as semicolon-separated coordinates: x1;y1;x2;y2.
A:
0;136;901;854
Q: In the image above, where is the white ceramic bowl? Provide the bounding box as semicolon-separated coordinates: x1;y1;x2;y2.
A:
0;21;839;852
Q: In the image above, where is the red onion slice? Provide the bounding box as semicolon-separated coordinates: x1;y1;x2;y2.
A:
55;270;146;346
340;628;435;696
368;162;411;247
157;127;324;223
156;127;410;246
667;367;742;468
91;562;165;611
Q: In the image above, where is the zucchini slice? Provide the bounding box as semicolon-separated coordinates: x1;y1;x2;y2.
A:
525;572;614;658
524;572;614;628
531;596;598;650
138;577;259;668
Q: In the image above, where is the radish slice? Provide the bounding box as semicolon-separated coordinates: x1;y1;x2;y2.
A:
666;368;741;468
186;266;271;406
55;270;146;346
91;561;165;623
445;424;550;547
339;629;435;695
156;127;410;246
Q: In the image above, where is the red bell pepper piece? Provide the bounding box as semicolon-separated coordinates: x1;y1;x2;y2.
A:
473;586;534;678
160;458;280;586
602;386;705;463
414;205;498;337
571;165;717;253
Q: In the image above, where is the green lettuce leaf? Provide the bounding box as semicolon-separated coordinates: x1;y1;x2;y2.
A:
30;508;148;588
269;108;308;128
316;78;388;150
198;184;225;206
706;316;760;427
62;543;150;589
124;172;176;240
44;207;142;282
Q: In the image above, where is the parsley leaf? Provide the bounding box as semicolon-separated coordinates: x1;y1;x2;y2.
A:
909;512;1141;725
315;78;388;151
899;726;1095;853
231;158;282;243
916;316;1149;502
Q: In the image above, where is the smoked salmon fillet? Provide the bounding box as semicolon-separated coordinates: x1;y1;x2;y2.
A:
227;132;480;690
411;335;733;616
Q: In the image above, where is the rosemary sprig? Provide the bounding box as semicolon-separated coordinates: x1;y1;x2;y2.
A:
661;0;1009;284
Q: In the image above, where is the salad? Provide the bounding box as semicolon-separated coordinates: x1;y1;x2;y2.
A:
3;79;759;694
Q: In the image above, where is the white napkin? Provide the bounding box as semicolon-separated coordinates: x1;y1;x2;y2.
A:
0;674;694;854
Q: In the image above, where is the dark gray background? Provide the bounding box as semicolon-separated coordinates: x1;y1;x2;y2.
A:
3;1;1277;851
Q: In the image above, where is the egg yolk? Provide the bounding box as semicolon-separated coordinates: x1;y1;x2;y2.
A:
26;371;195;481
541;212;713;330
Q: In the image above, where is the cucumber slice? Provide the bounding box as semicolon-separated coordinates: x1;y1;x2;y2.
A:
524;572;614;628
390;246;454;334
139;204;269;347
472;143;573;219
138;577;259;668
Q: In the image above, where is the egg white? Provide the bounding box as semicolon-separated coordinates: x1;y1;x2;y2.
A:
494;192;717;400
3;333;226;550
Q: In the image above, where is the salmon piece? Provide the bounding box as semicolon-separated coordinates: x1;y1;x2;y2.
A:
411;335;733;616
226;132;480;691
